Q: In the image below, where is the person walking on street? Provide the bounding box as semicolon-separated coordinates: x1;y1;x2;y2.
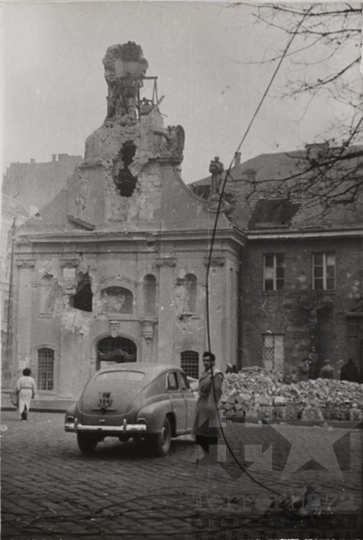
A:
192;351;224;463
16;368;36;421
340;358;359;383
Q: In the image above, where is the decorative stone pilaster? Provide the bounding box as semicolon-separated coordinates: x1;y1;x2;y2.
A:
141;320;155;342
141;319;156;363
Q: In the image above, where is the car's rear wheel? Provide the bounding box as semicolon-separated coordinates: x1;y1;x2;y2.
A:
77;432;98;454
149;417;171;457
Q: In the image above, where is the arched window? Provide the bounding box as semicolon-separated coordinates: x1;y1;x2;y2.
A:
185;274;197;313
101;286;133;314
38;348;54;391
143;274;157;313
97;336;137;370
181;350;199;379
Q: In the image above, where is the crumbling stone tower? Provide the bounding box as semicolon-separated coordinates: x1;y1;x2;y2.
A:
12;43;244;401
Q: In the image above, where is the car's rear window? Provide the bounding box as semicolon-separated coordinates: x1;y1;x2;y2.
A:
96;371;145;382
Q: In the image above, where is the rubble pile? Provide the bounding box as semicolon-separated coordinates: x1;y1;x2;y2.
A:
221;367;363;421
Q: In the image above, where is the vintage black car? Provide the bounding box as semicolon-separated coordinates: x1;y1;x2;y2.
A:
65;363;197;456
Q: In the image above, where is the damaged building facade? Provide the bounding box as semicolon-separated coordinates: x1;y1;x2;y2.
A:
7;42;363;403
10;43;243;402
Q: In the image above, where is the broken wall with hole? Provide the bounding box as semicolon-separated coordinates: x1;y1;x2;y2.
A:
9;42;245;400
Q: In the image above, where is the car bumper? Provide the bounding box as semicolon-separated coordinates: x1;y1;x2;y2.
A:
65;420;147;434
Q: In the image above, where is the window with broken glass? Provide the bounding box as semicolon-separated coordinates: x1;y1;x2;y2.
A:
263;253;285;291
313;252;336;290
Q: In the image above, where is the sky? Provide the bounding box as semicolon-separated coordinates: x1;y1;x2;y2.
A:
1;1;361;184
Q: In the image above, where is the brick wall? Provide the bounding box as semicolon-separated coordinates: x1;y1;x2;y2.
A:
240;236;363;375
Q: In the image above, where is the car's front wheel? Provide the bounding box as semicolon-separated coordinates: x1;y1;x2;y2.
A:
149;417;171;457
77;432;98;454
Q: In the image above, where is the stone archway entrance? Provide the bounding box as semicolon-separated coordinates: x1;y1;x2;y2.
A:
96;336;137;370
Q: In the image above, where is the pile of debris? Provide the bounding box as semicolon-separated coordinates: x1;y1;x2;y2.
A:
221;367;363;421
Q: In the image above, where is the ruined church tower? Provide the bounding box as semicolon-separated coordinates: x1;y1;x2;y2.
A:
11;43;244;402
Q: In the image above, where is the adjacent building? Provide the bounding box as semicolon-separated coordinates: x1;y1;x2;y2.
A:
1;154;83;387
194;145;363;381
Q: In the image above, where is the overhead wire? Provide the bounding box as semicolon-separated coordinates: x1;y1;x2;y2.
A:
204;7;313;491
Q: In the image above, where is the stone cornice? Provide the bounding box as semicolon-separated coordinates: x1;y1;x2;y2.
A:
15;227;246;246
16;259;35;268
246;227;363;240
203;257;225;267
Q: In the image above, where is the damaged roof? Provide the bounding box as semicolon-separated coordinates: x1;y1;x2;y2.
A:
191;145;363;232
247;199;301;229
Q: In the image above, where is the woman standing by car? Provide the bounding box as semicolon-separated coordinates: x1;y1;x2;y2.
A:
16;368;36;421
192;351;223;463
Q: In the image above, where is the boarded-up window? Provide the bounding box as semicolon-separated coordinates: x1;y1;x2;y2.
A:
181;350;199;379
38;348;54;390
262;334;284;372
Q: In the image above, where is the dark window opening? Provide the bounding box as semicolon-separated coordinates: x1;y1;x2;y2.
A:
181;351;199;379
71;274;93;312
167;372;179;391
97;336;137;368
38;348;54;391
115;141;137;197
249;199;300;229
185;274;197;312
143;274;157;313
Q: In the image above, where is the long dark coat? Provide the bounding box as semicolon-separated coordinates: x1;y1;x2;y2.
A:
192;367;223;438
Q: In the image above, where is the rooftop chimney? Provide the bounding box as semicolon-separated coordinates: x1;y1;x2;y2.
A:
234;152;241;167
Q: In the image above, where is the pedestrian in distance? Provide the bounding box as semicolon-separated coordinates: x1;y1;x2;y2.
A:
319;359;335;379
225;363;238;374
340;358;359;383
16;368;36;421
192;351;224;463
297;358;311;382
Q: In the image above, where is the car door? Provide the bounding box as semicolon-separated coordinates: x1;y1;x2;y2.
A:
167;371;187;434
178;371;196;432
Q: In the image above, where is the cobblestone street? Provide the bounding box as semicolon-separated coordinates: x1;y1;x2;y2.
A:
1;411;362;540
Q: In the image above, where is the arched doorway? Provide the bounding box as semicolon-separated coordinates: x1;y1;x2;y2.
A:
96;336;137;370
